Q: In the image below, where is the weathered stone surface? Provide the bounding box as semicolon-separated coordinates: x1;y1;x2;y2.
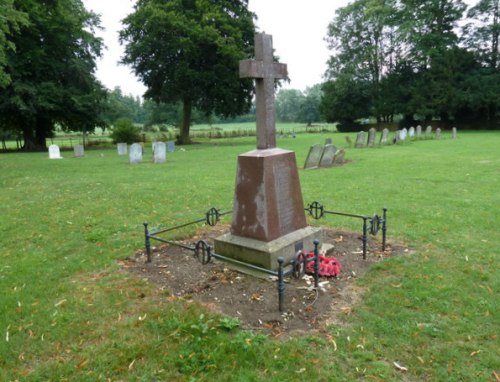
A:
400;128;408;141
304;144;324;169
380;128;389;145
367;128;376;147
117;143;127;155
73;144;84;157
436;127;442;139
240;33;287;150
153;142;166;164
408;126;415;138
425;125;432;138
319;144;337;167
394;130;402;144
333;149;345;164
416;125;422;138
230;148;307;242
129;143;142;164
355;131;366;148
167;141;175;152
452;127;457;139
215;226;323;271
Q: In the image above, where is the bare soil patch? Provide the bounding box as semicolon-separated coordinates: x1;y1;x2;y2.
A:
121;226;409;338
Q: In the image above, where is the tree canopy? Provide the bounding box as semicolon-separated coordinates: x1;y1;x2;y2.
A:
120;0;256;144
321;0;500;128
0;0;107;149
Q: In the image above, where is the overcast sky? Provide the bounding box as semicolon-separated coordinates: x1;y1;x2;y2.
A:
83;0;349;98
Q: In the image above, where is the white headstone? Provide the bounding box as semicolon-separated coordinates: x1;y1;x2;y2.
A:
48;144;62;159
408;126;415;138
400;128;408;141
416;125;422;138
73;144;84;157
117;143;127;155
129;143;142;164
452;127;457;139
153;142;166;164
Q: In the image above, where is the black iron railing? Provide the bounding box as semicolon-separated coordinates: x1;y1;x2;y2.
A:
142;203;388;312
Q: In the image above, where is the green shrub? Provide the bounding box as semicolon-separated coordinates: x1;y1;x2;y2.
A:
109;118;141;144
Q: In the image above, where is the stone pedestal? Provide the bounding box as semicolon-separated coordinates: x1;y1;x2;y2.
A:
214;148;322;271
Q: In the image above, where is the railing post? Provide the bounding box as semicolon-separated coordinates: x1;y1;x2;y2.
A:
362;217;368;260
144;222;152;263
382;207;388;252
277;257;285;312
313;239;320;288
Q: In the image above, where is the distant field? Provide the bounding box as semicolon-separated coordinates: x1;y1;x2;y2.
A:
1;130;498;380
1;122;337;149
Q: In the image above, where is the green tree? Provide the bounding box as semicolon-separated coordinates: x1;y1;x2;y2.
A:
101;87;145;128
298;85;323;125
0;0;106;150
320;75;371;129
276;89;304;122
325;0;400;123
0;0;28;87
109;118;141;144
120;0;256;144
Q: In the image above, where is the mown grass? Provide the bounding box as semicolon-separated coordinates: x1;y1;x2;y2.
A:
0;129;498;381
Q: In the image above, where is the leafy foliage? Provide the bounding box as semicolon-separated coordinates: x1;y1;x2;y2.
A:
322;0;500;128
109;118;141;144
120;0;256;144
0;0;28;87
0;0;107;149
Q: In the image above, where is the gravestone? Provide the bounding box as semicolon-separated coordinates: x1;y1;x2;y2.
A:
416;125;422;138
394;130;402;144
152;141;158;153
319;144;337;167
408;126;415;138
167;141;175;153
367;128;376;147
436;127;442;139
117;143;127;155
355;131;366;148
380;128;389;145
73;144;84;157
49;145;62;159
425;125;432;138
215;33;322;271
400;128;408;141
332;149;345;164
452;127;457;139
304;144;324;169
129;143;142;164
153;142;166;164
324;137;332;145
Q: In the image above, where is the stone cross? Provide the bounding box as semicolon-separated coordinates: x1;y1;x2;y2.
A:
240;33;288;149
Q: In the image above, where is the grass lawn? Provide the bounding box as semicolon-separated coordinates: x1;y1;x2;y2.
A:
1;130;498;381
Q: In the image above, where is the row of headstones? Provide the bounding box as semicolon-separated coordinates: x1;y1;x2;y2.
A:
304;138;346;169
118;141;176;164
354;126;457;148
48;141;176;164
48;144;83;159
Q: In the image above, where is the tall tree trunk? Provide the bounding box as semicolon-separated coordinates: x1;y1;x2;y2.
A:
34;115;52;150
179;98;192;144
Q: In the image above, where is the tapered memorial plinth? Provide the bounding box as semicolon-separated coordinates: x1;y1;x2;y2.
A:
215;149;322;271
214;33;322;272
